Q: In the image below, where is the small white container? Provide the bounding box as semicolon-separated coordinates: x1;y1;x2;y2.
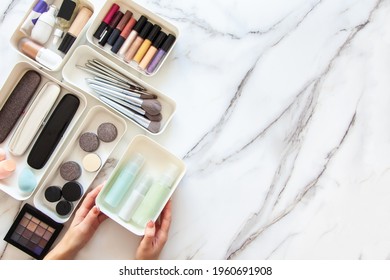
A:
86;0;180;77
0;62;87;201
62;45;176;135
31;5;56;45
34;105;127;223
96;135;186;235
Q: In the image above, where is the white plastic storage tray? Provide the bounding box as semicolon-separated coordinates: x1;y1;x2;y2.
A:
96;135;186;235
62;45;176;135
10;0;95;72
34;105;127;223
86;0;180;77
0;62;87;200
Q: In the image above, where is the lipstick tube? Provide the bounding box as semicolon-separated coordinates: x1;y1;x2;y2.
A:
133;24;161;64
146;34;176;74
139;31;166;70
111;16;137;54
124;21;152;63
58;7;93;54
93;3;119;39
98;11;123;46
107;10;132;46
117;15;147;57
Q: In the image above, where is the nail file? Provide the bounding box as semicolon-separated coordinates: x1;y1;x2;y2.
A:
0;70;41;143
9;82;61;156
27;94;80;169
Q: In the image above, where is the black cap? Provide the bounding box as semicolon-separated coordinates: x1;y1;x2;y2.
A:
111;36;125;53
62;181;83;202
152;31;167;48
139;22;152;39
45;186;62;203
58;33;76;54
56;200;72;216
133;15;147;33
146;24;161;41
161;34;176;52
57;0;77;21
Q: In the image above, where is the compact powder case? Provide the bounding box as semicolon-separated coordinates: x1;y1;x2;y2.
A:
3;203;63;259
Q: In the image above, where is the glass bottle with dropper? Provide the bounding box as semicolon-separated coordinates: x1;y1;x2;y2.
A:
52;0;80;45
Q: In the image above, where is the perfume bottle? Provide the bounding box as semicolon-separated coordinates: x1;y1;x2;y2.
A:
52;0;80;44
131;165;178;227
103;153;144;208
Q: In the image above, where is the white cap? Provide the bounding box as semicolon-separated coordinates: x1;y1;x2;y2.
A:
37;48;63;70
158;164;179;189
52;28;63;45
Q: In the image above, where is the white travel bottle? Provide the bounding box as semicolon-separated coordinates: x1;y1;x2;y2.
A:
31;5;56;45
118;175;153;222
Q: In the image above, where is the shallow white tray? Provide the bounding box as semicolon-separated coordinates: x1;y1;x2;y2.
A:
34;105;127;223
96;135;186;235
0;62;87;201
86;0;180;77
62;45;176;135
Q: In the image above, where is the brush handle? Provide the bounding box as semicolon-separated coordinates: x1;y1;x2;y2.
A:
98;92;146;115
89;84;143;106
87;79;143;99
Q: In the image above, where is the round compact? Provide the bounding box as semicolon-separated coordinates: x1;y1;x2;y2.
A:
97;123;117;142
82;153;101;173
44;186;62;202
56;200;72;216
60;161;81;181
79;132;100;152
62;181;83;202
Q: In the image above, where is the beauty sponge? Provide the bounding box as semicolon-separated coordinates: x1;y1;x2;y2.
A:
18;168;37;193
0;71;41;143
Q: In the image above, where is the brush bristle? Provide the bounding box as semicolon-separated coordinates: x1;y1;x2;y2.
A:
148;121;161;133
142;100;162;115
145;113;162;121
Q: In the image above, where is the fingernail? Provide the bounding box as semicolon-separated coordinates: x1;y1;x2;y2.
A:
147;221;154;228
94;205;100;214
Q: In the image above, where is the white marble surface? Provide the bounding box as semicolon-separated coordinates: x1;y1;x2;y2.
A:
1;0;390;260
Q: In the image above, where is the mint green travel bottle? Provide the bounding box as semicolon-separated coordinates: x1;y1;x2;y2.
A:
104;153;144;209
131;165;178;227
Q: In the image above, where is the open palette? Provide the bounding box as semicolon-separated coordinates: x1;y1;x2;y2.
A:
1;0;185;259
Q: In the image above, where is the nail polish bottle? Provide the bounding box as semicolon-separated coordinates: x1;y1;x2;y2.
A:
131;165;178;227
124;21;152;63
146;34;176;74
117;15;147;57
132;24;161;64
118;175;152;222
31;5;56;45
139;31;166;70
52;0;80;45
104;153;144;208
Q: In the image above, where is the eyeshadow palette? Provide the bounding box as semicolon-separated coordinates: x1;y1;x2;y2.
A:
4;203;63;259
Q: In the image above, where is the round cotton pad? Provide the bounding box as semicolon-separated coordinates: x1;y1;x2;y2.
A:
79;132;100;152
45;186;62;202
56;200;72;216
62;181;83;202
60;161;81;181
82;153;101;172
97;122;117;142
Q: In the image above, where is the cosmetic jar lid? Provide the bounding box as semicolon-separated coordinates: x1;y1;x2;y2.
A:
62;181;83;202
152;31;167;48
57;0;77;21
56;200;72;216
146;24;161;41
161;34;176;52
45;186;62;202
133;16;148;33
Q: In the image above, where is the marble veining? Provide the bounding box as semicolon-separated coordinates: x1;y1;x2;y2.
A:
1;0;390;260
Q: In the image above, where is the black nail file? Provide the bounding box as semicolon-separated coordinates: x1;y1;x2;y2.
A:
27;94;80;169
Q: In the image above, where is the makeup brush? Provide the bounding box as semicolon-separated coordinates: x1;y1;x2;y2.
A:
99;96;161;133
89;84;162;115
93;77;156;98
98;92;163;121
86;79;156;99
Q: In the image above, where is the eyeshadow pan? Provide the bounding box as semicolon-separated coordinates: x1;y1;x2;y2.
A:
35;225;46;236
43;231;52;241
31;234;41;244
22;229;33;239
4;204;63;260
27;221;38;231
20;217;29;227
